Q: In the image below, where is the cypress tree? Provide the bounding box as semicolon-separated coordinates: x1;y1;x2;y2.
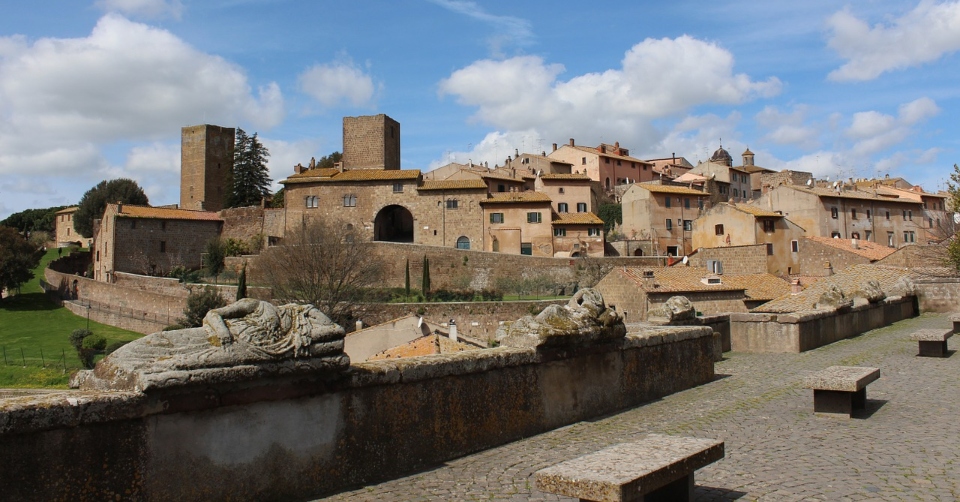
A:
404;259;410;298
421;256;431;297
236;264;247;300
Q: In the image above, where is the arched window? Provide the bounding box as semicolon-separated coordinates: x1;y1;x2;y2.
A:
605;177;611;189
456;236;470;250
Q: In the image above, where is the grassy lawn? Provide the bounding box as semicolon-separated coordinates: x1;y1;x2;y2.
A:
0;249;142;388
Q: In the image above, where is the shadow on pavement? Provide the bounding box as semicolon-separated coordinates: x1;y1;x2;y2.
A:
695;485;748;500
853;398;888;419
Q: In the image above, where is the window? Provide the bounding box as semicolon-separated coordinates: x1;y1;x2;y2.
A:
851;208;857;219
66;228;70;235
852;232;860;239
665;197;671;208
343;194;357;207
733;189;739;198
866;210;871;219
588;228;600;236
490;213;504;224
554;228;566;237
684;198;690;209
558;202;569;213
160;241;166;253
581;157;586;165
497;184;506;192
456;236;470;250
605;178;610;189
908;210;913;221
527;212;542;223
865;230;872;241
698;199;704;210
666;246;679;256
763;220;775;233
665;219;673;231
520;243;532;255
766;243;773;256
577;203;587;213
904;231;916;243
715;224;724;235
305;196;318;208
616;160;621;166
683;220;692;231
929;218;934;228
446;199;459;209
885;211;890;220
393;183;403;193
831;207;838;219
831;231;841;238
888;232;895;247
791;240;799;252
605;158;610;164
558;188;565;194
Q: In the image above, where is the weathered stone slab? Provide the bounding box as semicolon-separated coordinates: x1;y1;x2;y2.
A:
910;328;953;342
496;289;625;349
802;366;879;393
535;434;724;502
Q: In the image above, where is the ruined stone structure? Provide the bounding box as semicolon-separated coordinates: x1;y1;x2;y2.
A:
180;124;235;212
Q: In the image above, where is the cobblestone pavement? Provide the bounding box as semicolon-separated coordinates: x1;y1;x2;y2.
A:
323;313;960;501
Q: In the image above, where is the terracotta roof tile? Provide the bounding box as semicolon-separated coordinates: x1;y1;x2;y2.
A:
636;183;707;196
721;274;791;301
114;205;221;221
730;203;783;218
540;173;592;181
553;213;604;225
367;334;479;360
481;192;553;204
568;144;649;164
788;185;923;203
282;168;421;184
617;267;744;293
805;236;897;262
55;206;79;214
418;179;488;191
286;168;340;180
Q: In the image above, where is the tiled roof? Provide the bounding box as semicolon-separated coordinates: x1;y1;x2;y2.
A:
113;205;221;221
805;236;897;262
674;173;708;183
730;203;783;218
740;165;774;174
418;179;488;191
481;172;527;182
282;168;421;184
636;183;706;195
751;264;912;313
367;334;479;360
553;213;604;225
788;186;923;204
540;173;592;181
875;185;946;202
617;267;744;293
722;274;791;301
568;144;649;164
55;206;79;214
481;192;553;204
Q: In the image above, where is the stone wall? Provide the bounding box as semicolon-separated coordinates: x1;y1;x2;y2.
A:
913;276;960;312
729;295;917;352
688;244;767;275
0;326;715;501
796;238;871;277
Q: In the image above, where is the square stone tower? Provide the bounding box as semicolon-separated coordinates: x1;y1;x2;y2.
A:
342;114;400;170
180;124;235;211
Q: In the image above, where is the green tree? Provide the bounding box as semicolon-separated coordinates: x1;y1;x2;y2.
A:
316;151;342;168
944;164;960;271
421;256;431;297
179;287;227;328
404;259;411;298
227;128;273;208
74;179;149;237
0;227;42;301
0;206;66;234
236;264;247;301
598;203;622;234
270;187;285;208
204;238;226;284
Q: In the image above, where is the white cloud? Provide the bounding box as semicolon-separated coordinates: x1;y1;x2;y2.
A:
124;142;180;173
96;0;183;20
0;14;284;177
427;0;534;57
827;1;960;81
755;105;819;149
439;36;780;152
298;61;376;108
845;97;940;155
260;137;326;191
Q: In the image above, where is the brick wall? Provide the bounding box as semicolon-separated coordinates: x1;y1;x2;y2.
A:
342;114;400;170
688;245;767;275
180;125;234;211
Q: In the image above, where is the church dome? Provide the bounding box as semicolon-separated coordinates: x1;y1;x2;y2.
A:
709;145;732;167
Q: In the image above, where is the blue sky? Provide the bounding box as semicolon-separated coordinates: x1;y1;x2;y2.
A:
2;0;959;220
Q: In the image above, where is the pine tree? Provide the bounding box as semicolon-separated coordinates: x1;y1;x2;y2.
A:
228;128;273;208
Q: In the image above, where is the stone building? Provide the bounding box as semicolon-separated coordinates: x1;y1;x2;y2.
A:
757;184;947;247
54;206;80;247
645;155;694;181
481;191;555;256
691;202;806;276
92;203;222;282
798;236;898;277
179;124;235;212
687;145;753;203
342;114;400;170
620;183;708;256
548;139;655;191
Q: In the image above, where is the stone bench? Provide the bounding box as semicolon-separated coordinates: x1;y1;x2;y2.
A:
534;434;724;502
802;366;880;418
950;313;960;334
910;328;953;357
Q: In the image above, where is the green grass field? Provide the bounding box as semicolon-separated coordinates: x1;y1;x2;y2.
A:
0;249;142;388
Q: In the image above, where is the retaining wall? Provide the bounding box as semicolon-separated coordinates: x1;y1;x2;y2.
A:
729;295;917;353
0;326;715;501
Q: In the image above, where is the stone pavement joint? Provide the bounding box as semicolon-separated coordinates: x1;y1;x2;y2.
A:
322;313;960;501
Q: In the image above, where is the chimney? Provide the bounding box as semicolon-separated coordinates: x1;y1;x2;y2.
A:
356;320;364;331
614;141;619;149
672;152;676;164
515;148;519;158
294;163;304;174
851;239;859;249
824;261;834;276
449;319;458;342
552;143;557;152
117;201;123;213
569;138;575;146
791;279;802;294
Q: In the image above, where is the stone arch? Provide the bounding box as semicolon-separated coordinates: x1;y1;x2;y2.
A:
456;236;470;250
633;248;644;256
374;205;414;242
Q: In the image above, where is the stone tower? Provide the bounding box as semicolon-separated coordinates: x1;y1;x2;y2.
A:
342;114;400;170
180;124;235;211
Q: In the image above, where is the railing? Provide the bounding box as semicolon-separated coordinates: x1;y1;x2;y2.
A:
64;299;178;328
1;345;72;372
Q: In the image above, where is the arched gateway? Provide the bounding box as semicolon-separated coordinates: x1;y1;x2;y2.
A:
374;205;414;242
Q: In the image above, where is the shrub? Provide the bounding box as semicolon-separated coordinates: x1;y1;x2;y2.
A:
179;287;227;328
69;329;92;351
81;335;107;351
169;266;201;284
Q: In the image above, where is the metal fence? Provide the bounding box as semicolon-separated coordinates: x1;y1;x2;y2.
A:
0;345;72;372
64;299;178;328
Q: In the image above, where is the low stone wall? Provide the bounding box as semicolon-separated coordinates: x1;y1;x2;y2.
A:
0;326;715;501
729;295;917;353
913;276;960;313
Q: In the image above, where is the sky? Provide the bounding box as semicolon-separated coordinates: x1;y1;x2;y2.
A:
1;0;960;220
